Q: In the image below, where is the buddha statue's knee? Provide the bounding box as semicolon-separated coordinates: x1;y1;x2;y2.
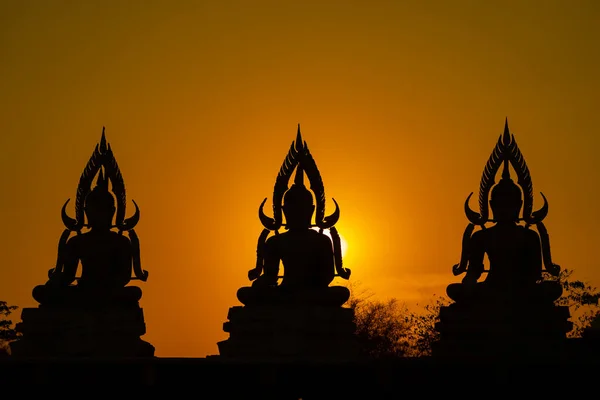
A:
305;286;350;307
446;282;484;303
236;287;252;305
32;285;49;304
330;286;350;305
121;285;143;302
236;285;275;305
32;283;74;305
446;283;466;302
251;274;277;288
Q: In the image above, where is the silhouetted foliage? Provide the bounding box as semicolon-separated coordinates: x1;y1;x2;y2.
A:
404;295;449;357
347;283;448;358
0;301;18;356
348;285;411;358
543;268;600;337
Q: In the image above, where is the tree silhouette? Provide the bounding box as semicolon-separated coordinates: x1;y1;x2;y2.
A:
404;295;449;357
543;269;600;337
0;301;18;356
347;284;412;359
347;282;448;358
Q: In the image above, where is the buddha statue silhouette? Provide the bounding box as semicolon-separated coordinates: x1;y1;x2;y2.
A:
447;119;562;304
237;125;351;307
32;128;148;307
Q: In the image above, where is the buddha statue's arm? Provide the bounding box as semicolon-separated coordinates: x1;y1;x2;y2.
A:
535;222;560;277
330;227;350;279
452;223;475;276
49;228;72;279
526;229;543;282
128;230;148;282
248;229;270;281
117;237;134;287
59;238;79;286
463;230;485;283
317;237;336;286
259;237;280;285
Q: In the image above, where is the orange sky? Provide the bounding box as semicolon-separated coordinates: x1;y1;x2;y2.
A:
1;1;599;357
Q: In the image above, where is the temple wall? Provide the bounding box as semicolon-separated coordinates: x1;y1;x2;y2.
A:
1;340;599;391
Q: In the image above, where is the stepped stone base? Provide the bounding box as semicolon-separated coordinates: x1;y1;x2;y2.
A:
10;305;155;358
433;301;572;359
217;305;359;361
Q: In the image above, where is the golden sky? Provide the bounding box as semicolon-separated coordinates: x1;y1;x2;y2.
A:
1;0;599;357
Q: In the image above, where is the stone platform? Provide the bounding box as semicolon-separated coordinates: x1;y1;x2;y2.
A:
218;304;359;361
433;301;573;359
10;305;154;358
2;353;600;390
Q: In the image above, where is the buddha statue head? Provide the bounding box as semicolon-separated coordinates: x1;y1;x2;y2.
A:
282;166;315;230
489;161;523;223
84;169;117;230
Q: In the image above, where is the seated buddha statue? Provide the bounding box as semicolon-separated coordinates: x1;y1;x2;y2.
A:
32;130;148;307
237;126;351;307
447;119;562;305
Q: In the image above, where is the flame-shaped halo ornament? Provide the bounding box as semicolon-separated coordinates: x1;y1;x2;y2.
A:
463;118;547;227
61;127;140;233
258;124;339;232
453;119;559;277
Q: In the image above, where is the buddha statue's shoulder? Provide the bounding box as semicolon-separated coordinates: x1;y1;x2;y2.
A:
108;232;133;251
310;229;333;245
509;225;541;243
520;225;540;238
108;230;131;243
72;230;131;248
265;232;283;245
66;233;82;244
263;232;285;254
308;229;328;239
65;232;85;248
470;227;488;241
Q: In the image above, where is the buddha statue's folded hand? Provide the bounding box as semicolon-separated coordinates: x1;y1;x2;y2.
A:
248;268;261;281
338;267;351;280
546;263;561;277
250;273;277;288
452;263;466;276
138;270;149;282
